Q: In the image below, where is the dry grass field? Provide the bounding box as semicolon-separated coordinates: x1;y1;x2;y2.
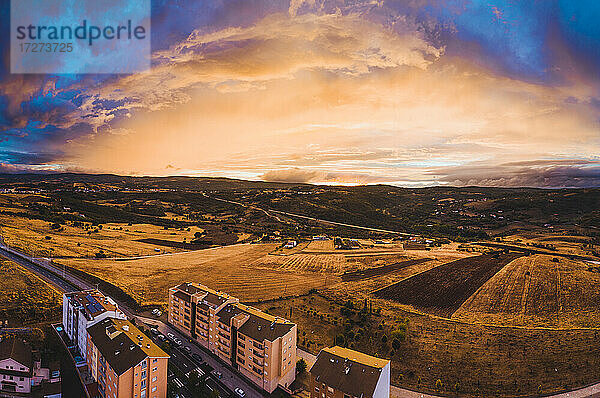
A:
501;233;596;258
260;292;600;397
58;243;338;305
453;254;600;328
0;216;205;258
0;259;62;326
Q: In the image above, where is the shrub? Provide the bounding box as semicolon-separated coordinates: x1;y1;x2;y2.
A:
296;358;307;374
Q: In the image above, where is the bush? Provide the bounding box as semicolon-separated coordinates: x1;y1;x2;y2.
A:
296;358;307;374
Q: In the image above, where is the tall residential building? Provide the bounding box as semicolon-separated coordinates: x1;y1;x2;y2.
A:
63;289;126;359
309;346;390;398
86;317;169;398
168;283;297;393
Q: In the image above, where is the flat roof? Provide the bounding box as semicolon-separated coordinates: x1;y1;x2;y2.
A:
65;290;119;320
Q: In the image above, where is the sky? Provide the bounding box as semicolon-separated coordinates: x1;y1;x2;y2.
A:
1;0;600;187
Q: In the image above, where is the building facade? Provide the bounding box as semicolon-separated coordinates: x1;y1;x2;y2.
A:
0;337;61;396
86;318;169;398
63;290;126;359
168;283;297;393
309;346;390;398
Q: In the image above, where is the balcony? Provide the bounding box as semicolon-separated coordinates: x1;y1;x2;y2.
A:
252;341;264;350
252;349;264;359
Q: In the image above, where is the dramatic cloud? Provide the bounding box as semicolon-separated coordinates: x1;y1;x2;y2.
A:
1;1;600;187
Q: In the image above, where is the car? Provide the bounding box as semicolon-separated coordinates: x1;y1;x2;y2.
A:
150;328;159;335
184;346;192;352
213;370;222;379
156;310;162;316
158;334;166;341
191;353;202;362
151;309;158;315
234;388;246;397
174;339;183;346
167;332;174;339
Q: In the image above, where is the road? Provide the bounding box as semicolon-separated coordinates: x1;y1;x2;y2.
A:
3;240;600;398
139;317;261;398
205;194;413;236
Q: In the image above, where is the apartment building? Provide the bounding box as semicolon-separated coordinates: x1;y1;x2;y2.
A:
168;283;238;347
168;283;297;393
86;318;169;398
309;346;390;398
63;289;126;359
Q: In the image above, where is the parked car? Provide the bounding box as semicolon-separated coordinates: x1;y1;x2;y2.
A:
235;388;246;397
167;332;174;339
151;309;159;315
158;334;166;341
184;346;191;352
191;353;202;362
156;310;162;316
174;339;183;346
150;328;159;335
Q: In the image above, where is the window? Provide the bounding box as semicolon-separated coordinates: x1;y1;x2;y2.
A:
152;367;157;372
152;386;157;392
152;376;157;382
142;371;147;378
152;359;157;363
315;387;319;392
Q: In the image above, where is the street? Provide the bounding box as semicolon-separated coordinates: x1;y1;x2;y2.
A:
138;316;263;398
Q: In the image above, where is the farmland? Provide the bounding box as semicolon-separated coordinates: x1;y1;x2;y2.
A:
454;254;600;328
373;253;523;317
259;292;600;397
0;259;62;326
57;243;338;305
341;258;433;281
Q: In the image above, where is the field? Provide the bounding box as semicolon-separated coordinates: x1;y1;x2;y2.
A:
341;258;433;281
0;215;205;258
57;243;339;305
453;254;600;328
374;253;523;317
0;259;62;326
259;292;600;397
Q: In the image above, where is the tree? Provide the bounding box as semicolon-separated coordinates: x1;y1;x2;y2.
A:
296;358;307;374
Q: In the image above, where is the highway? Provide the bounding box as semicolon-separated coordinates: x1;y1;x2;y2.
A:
0;245;79;293
205;194;413;236
4;239;600;398
0;242;260;398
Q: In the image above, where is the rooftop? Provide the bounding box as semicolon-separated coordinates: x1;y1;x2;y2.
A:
0;337;32;372
310;346;389;398
65;290;120;320
86;318;168;375
173;282;234;308
236;304;295;342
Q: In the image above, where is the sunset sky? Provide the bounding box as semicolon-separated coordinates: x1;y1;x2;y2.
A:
1;0;600;187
